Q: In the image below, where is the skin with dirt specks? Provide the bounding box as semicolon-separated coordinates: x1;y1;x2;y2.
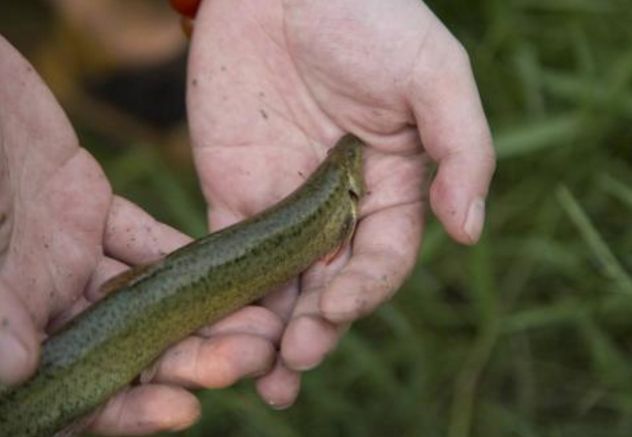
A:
0;135;364;437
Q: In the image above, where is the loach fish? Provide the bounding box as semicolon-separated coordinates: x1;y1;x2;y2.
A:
0;134;364;437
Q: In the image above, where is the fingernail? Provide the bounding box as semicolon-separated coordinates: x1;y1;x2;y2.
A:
464;197;486;243
289;360;320;372
266;398;292;411
0;330;29;385
248;367;272;379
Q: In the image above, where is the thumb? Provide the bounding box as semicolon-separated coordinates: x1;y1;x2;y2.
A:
0;278;40;386
408;31;495;244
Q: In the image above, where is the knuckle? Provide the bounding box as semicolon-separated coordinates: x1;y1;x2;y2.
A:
197;341;237;388
479;141;497;175
446;37;471;69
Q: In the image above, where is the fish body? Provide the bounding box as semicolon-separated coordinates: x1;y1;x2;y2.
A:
0;135;364;437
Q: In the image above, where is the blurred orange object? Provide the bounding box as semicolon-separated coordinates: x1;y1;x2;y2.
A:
169;0;201;18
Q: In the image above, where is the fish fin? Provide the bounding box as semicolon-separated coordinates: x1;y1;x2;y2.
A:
99;264;152;295
322;243;346;265
53;408;99;437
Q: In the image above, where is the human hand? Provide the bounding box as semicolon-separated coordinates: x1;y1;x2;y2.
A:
185;0;495;408
0;37;282;435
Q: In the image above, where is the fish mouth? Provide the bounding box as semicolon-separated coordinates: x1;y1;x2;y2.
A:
348;188;360;203
348;188;360;223
347;173;364;206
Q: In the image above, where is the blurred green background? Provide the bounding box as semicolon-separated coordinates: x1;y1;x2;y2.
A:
3;0;632;436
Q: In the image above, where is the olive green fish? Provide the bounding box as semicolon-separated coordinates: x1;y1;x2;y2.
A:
0;134;364;437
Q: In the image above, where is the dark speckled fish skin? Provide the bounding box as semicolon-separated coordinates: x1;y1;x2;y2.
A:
0;135;364;437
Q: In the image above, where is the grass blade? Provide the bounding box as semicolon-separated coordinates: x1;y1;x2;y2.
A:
599;174;632;211
494;114;583;159
556;185;632;294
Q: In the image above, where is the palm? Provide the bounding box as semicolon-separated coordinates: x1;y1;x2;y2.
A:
188;0;430;214
0;39;112;342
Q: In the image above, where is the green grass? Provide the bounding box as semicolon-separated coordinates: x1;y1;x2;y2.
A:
8;0;632;435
